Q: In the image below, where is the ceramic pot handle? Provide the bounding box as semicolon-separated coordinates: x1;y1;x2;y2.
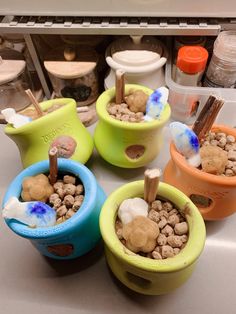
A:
106;55;167;74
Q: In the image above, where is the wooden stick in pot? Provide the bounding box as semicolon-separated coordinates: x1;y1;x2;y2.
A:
49;147;58;185
115;69;125;104
192;95;224;142
25;89;44;118
144;168;162;204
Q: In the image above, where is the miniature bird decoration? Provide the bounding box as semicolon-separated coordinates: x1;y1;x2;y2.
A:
2;197;56;228
169;121;201;167
144;86;169;121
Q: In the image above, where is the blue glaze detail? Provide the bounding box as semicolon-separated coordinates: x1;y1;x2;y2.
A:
2;159;106;260
144;87;168;121
170;122;200;158
28;202;47;215
26;202;56;227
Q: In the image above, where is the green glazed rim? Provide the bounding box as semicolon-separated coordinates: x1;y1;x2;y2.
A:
4;98;76;135
96;84;171;131
99;181;206;273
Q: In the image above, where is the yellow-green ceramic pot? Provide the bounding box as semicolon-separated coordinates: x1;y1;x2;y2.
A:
4;98;93;168
94;85;171;168
99;181;206;295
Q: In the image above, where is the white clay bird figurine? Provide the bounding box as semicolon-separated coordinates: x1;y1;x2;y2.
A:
144;86;169;121
169;121;201;167
2;197;56;228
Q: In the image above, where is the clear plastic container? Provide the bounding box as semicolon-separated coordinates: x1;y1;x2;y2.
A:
203;31;236;88
165;45;236;127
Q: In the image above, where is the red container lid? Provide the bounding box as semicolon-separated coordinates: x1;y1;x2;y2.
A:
176;46;209;74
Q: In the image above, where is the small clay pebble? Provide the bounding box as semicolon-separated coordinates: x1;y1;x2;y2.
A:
49;193;59;204
64;184;76;196
162;202;173;212
152;251;163;260
168;214;180;226
148;209;160;223
151;200;163;211
158;217;168;229
159;210;169;219
63;175;76;185
167;235;183;248
75;195;84;203
56;205;67;217
161;224;174;236
180;235;188;243
53;198;62;209
173;248;180;255
174;222;189;235
56;188;65;199
169;208;178;216
66;208;76;219
72;200;82;211
226;135;235;143
75;184;84;195
228;151;236;161
63;195;75;207
53;181;64;191
56;216;66;224
157;233;167;246
161;245;175;258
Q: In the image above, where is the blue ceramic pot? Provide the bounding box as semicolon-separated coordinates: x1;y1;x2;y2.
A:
2;159;106;260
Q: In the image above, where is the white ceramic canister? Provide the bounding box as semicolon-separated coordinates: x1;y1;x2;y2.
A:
105;36;168;90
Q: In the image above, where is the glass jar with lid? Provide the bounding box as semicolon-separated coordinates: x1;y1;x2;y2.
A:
0;48;33;112
203;31;236;88
44;46;99;106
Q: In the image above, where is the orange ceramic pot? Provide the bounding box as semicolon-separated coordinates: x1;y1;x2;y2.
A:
163;125;236;220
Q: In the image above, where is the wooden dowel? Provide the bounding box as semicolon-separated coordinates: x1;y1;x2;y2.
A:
49;147;58;185
144;168;162;204
192;95;224;141
115;69;125;104
25;89;44;117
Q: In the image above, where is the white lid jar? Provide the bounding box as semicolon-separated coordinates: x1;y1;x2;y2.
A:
105;36;168;90
44;47;99;106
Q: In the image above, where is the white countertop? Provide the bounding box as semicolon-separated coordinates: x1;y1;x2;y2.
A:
0;123;236;314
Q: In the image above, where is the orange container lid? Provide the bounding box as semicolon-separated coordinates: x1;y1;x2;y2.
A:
176;46;209;74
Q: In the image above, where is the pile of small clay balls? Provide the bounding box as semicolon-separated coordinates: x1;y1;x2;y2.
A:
201;131;236;176
49;175;84;224
107;90;148;122
116;198;189;259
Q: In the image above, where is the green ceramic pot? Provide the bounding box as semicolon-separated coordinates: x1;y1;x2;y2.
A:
99;181;206;295
94;84;171;168
4;98;94;168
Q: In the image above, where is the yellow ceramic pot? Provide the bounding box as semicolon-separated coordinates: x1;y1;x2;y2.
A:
94;84;171;168
4;98;93;168
99;181;206;295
